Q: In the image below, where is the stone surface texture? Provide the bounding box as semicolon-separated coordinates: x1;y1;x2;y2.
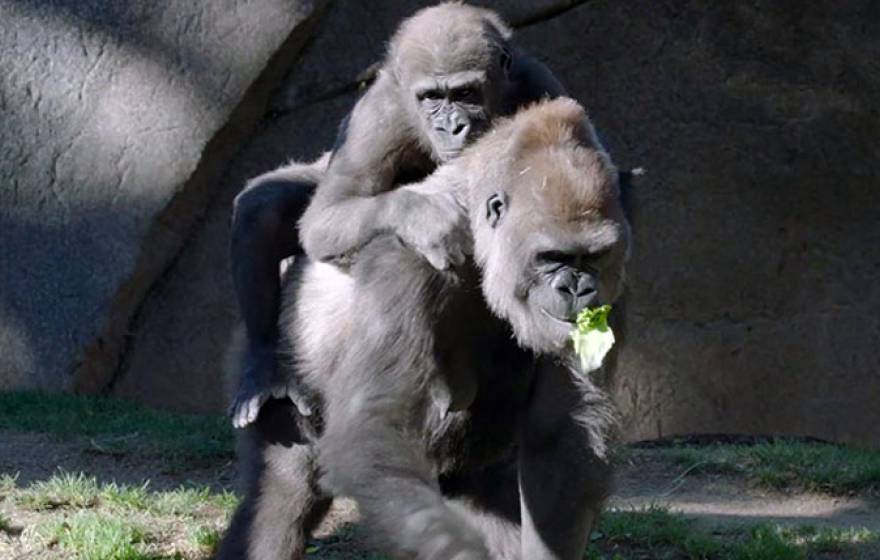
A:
2;0;878;446
0;0;326;392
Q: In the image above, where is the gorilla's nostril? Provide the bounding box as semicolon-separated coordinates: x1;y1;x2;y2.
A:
551;273;578;295
576;286;596;297
452;123;467;136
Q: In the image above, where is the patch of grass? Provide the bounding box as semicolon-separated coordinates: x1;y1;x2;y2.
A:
18;472;152;512
41;511;148;560
188;525;222;550
21;471;102;510
589;506;879;559
0;512;20;535
0;472;18;495
730;524;805;560
14;471;238;518
0;390;233;461
151;485;238;517
591;505;723;558
5;473;237;559
655;440;880;495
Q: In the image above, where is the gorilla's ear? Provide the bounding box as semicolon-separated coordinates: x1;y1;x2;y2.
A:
486;192;507;228
499;47;512;76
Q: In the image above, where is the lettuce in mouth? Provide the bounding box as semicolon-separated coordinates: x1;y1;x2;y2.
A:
570;305;615;373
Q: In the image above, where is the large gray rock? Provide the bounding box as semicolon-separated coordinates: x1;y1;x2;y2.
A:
113;92;356;413
0;0;327;391
516;0;880;446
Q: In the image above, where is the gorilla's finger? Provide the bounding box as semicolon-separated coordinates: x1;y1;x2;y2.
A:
245;394;265;425
424;248;450;271
232;404;247;429
290;392;313;416
270;385;288;399
236;399;255;429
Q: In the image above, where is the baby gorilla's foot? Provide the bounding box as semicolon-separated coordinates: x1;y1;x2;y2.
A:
229;346;313;429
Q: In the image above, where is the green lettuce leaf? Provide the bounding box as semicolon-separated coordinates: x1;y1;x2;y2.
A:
570;305;615;373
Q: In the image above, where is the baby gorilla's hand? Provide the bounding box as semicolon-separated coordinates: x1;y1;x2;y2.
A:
393;189;470;271
229;347;313;429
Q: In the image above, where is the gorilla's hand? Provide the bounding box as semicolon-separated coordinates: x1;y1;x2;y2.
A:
229;347;314;429
392;189;470;271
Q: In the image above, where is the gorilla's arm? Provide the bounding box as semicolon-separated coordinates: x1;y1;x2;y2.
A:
519;360;615;559
299;74;466;269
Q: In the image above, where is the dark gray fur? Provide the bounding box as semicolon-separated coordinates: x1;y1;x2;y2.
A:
218;97;631;559
228;3;566;429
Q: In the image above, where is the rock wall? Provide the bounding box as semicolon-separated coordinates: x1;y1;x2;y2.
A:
0;0;328;392
513;0;880;445
2;0;878;446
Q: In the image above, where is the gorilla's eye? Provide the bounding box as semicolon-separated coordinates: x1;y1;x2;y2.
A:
452;87;476;102
536;251;574;267
536;249;611;271
418;90;444;101
486;193;507;228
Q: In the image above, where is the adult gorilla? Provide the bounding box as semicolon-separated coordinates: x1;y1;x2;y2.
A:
217;98;631;560
229;3;568;427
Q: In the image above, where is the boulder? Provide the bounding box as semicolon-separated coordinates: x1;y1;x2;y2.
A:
0;0;329;391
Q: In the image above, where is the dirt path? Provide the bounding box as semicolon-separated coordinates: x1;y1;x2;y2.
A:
2;431;878;532
2;431;879;558
612;453;880;532
0;431;236;490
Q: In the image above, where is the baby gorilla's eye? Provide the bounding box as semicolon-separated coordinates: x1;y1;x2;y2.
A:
452;87;478;102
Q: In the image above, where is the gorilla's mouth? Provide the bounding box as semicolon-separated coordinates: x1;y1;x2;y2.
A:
438;149;462;161
541;308;576;325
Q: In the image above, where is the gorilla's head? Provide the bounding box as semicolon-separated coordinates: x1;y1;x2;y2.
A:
388;3;513;162
461;98;631;355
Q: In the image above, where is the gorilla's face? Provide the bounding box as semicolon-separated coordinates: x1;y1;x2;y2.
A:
481;191;629;354
467;98;631;356
410;54;510;162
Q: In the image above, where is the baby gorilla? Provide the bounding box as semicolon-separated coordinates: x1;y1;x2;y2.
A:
217;98;631;560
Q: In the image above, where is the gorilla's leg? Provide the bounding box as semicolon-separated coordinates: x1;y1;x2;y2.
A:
217;399;330;560
518;364;615;560
441;459;523;560
230;171;319;427
318;236;489;559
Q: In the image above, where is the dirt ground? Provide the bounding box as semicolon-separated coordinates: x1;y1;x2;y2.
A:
614;451;880;533
2;431;879;559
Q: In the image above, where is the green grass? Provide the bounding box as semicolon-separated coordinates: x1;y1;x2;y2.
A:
0;390;233;461
0;472;18;494
3;392;880;559
654;440;880;495
3;472;237;559
12;471;237;516
41;512;149;560
588;506;879;560
0;512;20;535
188;525;222;551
